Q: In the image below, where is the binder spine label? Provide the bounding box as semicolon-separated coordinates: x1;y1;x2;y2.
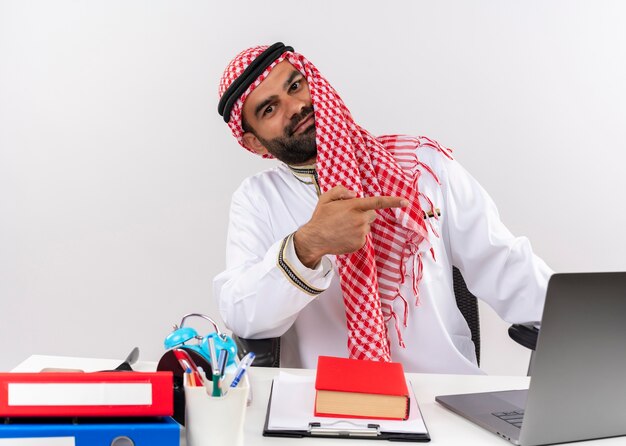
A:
8;383;152;406
0;438;75;446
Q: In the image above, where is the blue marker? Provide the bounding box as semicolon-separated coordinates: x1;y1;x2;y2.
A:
217;348;229;377
230;352;255;388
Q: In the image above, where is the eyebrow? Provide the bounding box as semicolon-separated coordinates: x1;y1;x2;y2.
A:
253;70;303;118
254;95;277;118
283;70;302;90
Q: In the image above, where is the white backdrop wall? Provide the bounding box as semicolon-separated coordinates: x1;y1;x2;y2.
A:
1;0;625;374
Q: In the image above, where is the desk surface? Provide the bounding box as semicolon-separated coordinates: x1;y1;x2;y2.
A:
12;355;625;445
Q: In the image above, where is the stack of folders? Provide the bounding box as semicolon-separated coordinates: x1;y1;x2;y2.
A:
0;371;179;446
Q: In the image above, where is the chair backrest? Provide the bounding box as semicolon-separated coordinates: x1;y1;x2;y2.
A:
233;266;481;367
452;266;480;365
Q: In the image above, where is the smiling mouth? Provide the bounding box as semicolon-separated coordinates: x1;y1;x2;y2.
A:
292;114;314;135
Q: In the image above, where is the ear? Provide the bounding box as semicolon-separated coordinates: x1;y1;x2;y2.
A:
242;132;269;156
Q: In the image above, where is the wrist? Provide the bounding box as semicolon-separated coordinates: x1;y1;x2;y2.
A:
293;227;324;269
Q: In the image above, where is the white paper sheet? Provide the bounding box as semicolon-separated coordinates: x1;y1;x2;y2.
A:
267;371;427;434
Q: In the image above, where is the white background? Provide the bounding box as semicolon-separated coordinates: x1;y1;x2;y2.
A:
1;0;625;375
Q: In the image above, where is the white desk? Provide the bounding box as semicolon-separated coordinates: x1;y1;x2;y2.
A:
12;355;625;445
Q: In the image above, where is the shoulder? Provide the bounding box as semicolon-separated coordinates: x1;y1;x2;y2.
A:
234;164;290;199
415;136;455;174
377;134;457;184
231;164;298;215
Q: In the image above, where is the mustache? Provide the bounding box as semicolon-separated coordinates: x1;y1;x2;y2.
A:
285;106;315;137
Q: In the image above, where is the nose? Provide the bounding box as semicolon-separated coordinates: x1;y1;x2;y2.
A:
285;94;308;120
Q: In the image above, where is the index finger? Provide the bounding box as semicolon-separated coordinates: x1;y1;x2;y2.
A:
353;196;410;211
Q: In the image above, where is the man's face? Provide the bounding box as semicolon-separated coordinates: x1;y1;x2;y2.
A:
241;61;316;165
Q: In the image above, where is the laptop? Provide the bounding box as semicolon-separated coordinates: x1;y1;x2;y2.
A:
436;272;626;446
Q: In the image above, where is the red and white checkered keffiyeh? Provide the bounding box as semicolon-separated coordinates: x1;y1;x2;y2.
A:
219;45;452;361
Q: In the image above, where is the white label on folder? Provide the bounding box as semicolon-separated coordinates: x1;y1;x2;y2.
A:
0;438;75;446
8;383;152;406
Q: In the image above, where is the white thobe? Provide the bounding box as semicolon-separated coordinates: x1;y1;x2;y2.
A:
213;142;553;374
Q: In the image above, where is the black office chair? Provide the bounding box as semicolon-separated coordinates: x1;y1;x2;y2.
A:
233;266;538;369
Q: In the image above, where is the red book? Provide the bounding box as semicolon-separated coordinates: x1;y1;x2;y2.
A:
0;372;173;417
314;356;410;420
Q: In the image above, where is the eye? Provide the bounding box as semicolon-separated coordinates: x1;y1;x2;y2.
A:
290;80;301;91
263;105;275;115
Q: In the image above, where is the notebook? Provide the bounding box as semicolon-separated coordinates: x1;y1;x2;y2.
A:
314;355;409;420
436;272;626;446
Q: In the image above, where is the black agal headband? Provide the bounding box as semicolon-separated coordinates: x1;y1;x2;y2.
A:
217;42;294;123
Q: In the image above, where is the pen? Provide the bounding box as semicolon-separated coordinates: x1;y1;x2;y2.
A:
207;336;224;397
173;348;203;386
207;336;218;373
217;348;229;377
184;367;192;386
230;352;255;389
197;366;208;384
211;375;222;397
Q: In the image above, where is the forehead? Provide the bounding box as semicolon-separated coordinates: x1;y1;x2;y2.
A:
243;61;301;108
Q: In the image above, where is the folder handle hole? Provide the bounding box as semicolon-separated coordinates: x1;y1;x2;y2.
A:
110;436;134;446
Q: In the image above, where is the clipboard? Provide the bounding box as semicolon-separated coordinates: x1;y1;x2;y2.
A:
262;372;430;442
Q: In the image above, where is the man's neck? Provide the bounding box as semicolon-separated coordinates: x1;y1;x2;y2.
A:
286;162;320;196
286;157;316;169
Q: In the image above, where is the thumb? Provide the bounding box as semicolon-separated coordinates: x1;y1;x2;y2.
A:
319;185;357;203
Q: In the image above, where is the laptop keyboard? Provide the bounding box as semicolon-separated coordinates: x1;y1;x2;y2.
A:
492;410;525;429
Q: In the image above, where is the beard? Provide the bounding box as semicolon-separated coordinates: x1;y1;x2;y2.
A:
256;106;317;165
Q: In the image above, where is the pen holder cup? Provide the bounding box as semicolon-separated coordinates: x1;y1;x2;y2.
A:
184;376;249;446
